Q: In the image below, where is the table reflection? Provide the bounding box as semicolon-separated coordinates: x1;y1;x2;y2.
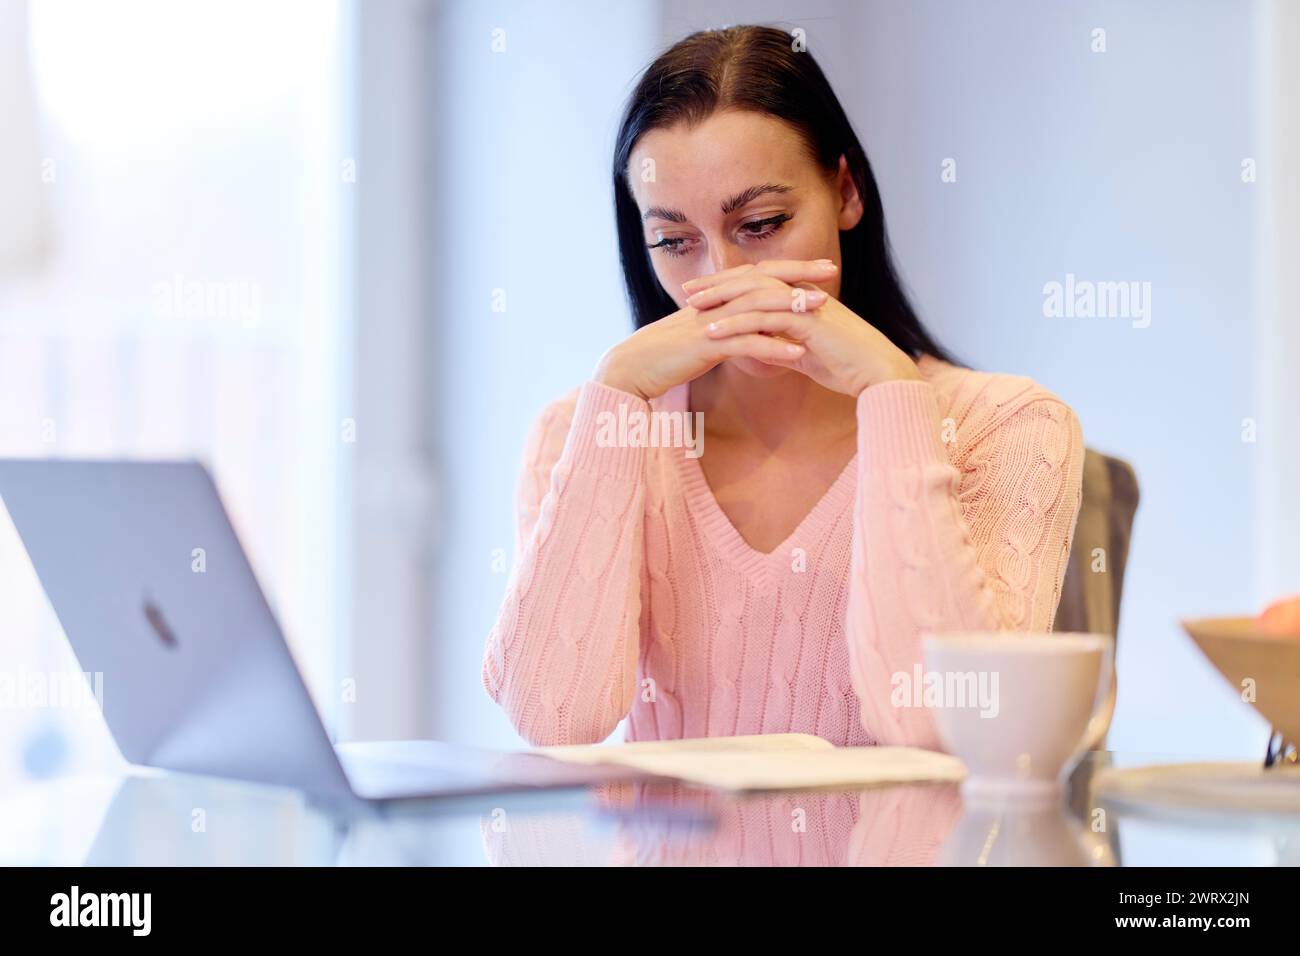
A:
3;751;1295;866
480;778;1113;867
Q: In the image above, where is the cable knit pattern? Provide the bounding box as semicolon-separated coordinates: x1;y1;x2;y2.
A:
482;354;1085;750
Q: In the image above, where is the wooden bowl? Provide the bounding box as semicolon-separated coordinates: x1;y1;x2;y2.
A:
1181;616;1300;747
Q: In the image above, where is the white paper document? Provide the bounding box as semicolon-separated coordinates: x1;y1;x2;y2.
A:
533;733;966;793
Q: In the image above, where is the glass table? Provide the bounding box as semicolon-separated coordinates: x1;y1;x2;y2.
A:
2;750;1296;866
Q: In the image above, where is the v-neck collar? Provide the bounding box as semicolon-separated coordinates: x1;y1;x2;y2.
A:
655;381;859;581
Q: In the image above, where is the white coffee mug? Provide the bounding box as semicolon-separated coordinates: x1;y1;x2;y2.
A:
920;631;1114;798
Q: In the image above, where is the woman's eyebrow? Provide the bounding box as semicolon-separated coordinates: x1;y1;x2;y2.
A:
641;182;795;223
642;205;688;223
720;182;793;215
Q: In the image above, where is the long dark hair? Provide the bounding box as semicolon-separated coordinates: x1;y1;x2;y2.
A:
612;24;960;366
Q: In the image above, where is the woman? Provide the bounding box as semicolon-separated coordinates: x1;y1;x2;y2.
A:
482;25;1084;750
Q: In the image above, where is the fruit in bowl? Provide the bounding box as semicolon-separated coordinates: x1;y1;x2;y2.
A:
1257;594;1300;637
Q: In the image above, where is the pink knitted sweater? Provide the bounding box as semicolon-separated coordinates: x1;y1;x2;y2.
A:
482;353;1085;751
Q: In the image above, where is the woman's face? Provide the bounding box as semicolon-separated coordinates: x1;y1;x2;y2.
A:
628;108;863;378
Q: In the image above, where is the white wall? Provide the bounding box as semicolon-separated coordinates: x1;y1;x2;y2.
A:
0;0;46;270
426;0;660;746
1258;0;1300;608
343;0;438;741
842;0;1267;756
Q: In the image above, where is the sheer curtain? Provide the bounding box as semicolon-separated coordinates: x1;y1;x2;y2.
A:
0;0;354;788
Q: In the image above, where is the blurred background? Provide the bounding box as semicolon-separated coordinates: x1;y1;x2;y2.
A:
0;0;1296;793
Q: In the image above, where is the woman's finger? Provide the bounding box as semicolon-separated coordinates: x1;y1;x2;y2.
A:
704;309;811;342
708;331;806;365
688;275;828;312
693;285;826;319
681;258;839;296
685;271;786;309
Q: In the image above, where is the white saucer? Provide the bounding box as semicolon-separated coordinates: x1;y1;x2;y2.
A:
1094;761;1300;824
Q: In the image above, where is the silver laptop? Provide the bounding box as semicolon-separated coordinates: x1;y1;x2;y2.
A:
0;459;648;809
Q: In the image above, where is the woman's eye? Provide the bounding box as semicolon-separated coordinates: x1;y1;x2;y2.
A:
739;213;792;240
646;214;791;257
647;236;692;258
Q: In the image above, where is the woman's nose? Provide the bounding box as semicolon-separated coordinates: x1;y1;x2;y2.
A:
707;240;752;276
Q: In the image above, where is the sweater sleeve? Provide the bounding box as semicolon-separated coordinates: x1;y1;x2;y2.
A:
846;379;1085;750
481;380;649;746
